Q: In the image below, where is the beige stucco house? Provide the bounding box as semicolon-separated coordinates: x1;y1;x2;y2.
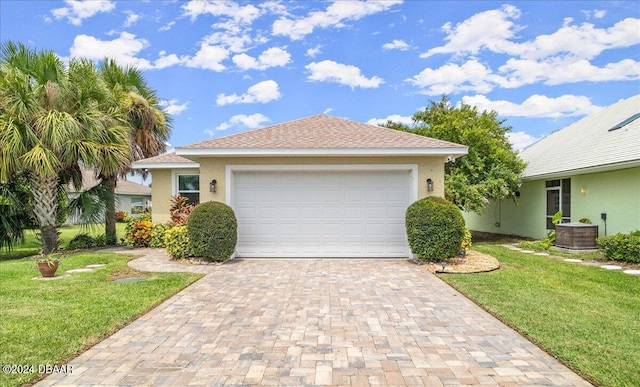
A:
133;114;467;258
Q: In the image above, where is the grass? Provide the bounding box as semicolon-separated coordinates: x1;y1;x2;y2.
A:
0;223;127;261
440;243;640;387
0;251;202;386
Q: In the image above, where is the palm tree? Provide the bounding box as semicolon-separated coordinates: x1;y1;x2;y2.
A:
98;59;171;244
0;42;129;254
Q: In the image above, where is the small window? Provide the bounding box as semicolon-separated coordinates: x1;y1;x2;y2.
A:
131;197;144;214
177;175;199;205
609;113;640;131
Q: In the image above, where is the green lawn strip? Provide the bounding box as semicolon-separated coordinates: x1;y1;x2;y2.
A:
439;244;640;387
0;252;202;386
0;223;127;260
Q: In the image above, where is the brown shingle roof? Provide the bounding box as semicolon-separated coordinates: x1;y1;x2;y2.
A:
133;152;195;164
181;114;464;150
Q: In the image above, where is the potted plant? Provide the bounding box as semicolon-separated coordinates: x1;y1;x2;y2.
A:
36;253;62;278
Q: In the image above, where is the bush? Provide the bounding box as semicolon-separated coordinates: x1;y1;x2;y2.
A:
165;226;192;259
125;219;153;248
169;195;195;226
115;211;129;222
150;223;170;248
187;201;237;262
405;196;466;262
597;231;640;263
68;233;97;250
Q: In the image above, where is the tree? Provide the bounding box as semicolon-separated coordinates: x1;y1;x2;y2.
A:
386;96;526;214
0;42;129;254
98;59;171;245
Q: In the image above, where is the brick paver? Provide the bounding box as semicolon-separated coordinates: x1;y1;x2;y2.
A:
38;249;590;386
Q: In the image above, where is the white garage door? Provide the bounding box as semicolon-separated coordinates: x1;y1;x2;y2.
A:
232;169;412;257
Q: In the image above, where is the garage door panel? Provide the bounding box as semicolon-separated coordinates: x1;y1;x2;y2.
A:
233;170;412;257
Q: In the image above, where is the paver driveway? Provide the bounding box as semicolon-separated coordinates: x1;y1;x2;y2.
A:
39;250;590;386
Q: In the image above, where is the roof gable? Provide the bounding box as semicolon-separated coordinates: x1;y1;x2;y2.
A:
521;95;640;179
177;114;467;157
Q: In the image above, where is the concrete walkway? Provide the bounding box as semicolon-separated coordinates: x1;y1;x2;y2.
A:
38;248;590;386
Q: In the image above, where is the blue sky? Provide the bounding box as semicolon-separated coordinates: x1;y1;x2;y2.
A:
2;0;639;151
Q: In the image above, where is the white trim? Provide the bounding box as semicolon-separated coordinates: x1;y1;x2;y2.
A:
132;162;199;170
225;164;418;208
177;147;467;158
171;169;201;197
524;160;640;181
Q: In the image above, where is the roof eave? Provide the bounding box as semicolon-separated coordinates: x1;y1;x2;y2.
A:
523;159;640;181
175;147;469;157
131;161;200;170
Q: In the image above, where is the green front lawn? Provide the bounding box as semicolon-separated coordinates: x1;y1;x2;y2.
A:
440;244;640;387
0;223;127;260
0;252;201;386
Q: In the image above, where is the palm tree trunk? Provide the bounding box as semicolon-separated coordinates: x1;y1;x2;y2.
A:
104;175;117;245
31;174;59;254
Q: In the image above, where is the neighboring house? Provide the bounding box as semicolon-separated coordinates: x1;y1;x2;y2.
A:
132;114;467;258
464;94;640;240
65;169;152;224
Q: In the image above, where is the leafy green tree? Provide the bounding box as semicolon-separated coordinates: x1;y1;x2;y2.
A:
0;42;129;254
98;59;171;244
386;96;526;214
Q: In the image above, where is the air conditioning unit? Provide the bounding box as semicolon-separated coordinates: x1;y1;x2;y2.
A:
555;223;599;249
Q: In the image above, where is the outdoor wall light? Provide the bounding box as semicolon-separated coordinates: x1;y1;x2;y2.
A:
426;178;434;192
209;179;217;193
581;188;587;195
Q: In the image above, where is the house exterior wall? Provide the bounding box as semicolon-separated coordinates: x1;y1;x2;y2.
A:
463;167;640;239
151;155;445;223
463;180;548;240
151;169;175;224
571;167;640;237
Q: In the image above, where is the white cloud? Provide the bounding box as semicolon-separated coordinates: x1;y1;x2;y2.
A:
507;131;540;151
69;32;153;69
367;114;414;126
158;99;188;115
516;17;640;60
159;21;175;31
420;4;522;58
306;45;323;58
202;31;255;53
382;39;409;51
206;113;271;135
461;94;603;118
216;80;281;105
499;57;640;87
232;47;291;70
51;0;115;26
181;1;261;24
183;43;229;71
272;0;403;40
407;59;500;95
583;9;607;20
123;10;139;27
306;60;384;89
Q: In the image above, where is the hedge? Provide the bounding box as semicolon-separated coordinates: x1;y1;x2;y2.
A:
405;196;466;262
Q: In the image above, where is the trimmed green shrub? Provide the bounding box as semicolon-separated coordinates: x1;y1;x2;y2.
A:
405;196;466;262
597;231;640;263
187;201;237;262
150;223;170;248
164;226;192;259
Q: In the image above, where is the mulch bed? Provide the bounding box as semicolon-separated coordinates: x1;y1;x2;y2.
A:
418;250;501;274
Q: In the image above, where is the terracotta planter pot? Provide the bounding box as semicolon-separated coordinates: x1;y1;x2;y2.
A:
37;260;59;277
